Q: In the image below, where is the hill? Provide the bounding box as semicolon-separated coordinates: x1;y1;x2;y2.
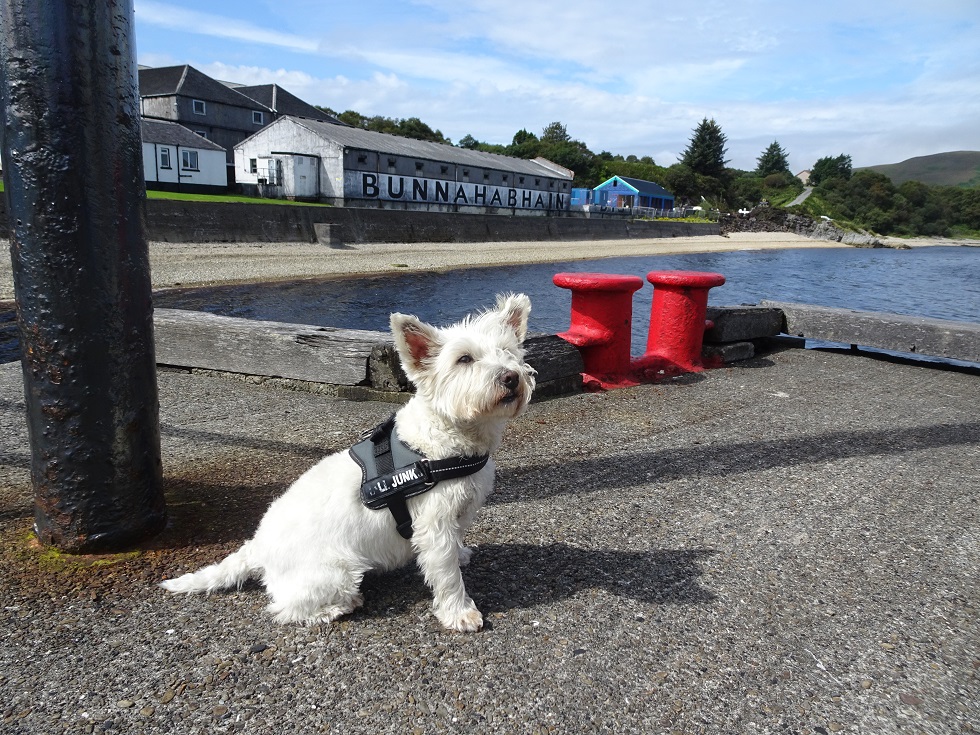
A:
858;150;980;187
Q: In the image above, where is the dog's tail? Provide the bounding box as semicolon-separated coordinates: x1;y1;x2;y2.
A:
160;543;257;595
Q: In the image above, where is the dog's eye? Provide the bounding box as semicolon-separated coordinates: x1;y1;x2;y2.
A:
457;354;474;365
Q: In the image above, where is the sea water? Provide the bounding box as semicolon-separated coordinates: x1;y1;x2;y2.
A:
155;245;980;355
2;245;977;364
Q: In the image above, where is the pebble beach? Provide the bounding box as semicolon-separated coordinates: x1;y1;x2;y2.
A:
0;232;852;300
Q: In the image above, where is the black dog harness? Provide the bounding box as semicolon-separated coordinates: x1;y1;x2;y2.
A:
349;415;489;540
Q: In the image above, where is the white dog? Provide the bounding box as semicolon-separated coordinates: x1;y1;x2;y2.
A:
161;293;536;632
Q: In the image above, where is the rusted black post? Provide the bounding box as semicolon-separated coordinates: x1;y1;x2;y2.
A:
0;0;166;552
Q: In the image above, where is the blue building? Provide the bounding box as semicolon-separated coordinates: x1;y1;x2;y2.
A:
592;175;674;211
570;187;594;206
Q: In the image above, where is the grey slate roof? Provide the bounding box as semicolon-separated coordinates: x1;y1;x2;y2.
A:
138;65;272;112
267;117;573;179
234;84;345;125
140;118;226;151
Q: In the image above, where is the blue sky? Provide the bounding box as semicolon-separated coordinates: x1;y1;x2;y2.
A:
134;0;980;173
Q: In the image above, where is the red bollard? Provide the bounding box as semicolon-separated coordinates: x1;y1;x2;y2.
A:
636;270;726;378
553;272;644;390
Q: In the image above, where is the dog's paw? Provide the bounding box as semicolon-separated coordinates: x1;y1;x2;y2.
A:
438;606;484;633
457;546;474;567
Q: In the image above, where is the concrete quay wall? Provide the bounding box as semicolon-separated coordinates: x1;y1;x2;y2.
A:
141;200;719;244
0;197;717;243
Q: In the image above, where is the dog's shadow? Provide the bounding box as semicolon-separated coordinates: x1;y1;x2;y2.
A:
360;543;717;619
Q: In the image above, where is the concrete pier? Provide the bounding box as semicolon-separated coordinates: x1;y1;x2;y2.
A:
0;343;976;733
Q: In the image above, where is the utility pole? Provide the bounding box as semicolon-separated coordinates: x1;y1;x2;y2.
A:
0;0;166;552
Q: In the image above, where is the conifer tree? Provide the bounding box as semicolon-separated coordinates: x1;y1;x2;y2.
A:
755;141;790;177
681;118;728;178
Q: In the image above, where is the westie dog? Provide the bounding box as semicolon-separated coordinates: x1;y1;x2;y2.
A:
161;293;536;632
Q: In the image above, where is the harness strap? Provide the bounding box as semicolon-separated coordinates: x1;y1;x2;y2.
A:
349;415;489;540
386;497;414;540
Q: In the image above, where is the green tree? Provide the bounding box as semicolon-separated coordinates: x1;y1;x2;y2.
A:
507;129;541;159
662;164;698;203
540;121;570;145
337;109;368;128
396;117;448;143
810;154;852;186
681;117;729;178
457;134;480;149
756;141;790;177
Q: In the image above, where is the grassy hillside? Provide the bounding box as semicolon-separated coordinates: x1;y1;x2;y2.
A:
859;150;980;187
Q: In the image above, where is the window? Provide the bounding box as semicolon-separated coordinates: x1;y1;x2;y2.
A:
159;148;171;169
192;99;206;115
357;154;367;164
249;158;257;174
440;165;449;175
415;162;424;172
252;111;264;125
181;150;199;171
194;130;207;139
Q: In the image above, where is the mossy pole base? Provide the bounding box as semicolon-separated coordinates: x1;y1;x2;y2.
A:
0;0;166;552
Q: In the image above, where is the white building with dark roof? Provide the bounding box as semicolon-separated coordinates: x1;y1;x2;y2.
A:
138;65;344;183
141;118;228;193
234;116;574;214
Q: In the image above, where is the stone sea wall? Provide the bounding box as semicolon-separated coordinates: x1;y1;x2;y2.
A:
0;197;719;243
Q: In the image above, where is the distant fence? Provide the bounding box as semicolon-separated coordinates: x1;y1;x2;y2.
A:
573;205;721;221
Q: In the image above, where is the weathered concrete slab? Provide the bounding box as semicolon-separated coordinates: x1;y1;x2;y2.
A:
704;305;784;344
154;310;583;397
762;300;980;363
2;348;977;734
154;308;383;386
703;340;755;364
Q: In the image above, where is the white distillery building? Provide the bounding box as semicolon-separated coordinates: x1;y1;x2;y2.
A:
234;117;575;215
141;118;228;193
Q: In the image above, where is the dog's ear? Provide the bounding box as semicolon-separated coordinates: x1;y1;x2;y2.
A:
495;293;531;343
391;313;442;378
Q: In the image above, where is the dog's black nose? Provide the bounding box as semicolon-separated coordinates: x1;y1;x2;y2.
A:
501;370;519;390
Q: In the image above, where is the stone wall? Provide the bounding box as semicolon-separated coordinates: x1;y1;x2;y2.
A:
0;197;719;243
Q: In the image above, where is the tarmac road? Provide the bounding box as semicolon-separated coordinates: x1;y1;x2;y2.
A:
0;340;977;734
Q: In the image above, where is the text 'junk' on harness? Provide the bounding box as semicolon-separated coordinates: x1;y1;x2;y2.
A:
349;415;489;539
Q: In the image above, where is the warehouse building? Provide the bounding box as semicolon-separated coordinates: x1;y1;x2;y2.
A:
234;117;574;214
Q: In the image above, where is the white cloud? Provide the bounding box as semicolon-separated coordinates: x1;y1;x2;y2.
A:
135;0;980;170
135;1;319;53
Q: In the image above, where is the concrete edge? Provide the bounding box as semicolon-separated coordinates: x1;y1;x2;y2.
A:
151;304;977;402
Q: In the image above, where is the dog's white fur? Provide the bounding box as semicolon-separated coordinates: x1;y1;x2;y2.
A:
161;293;535;632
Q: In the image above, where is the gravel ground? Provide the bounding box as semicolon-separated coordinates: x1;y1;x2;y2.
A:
0;345;977;734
